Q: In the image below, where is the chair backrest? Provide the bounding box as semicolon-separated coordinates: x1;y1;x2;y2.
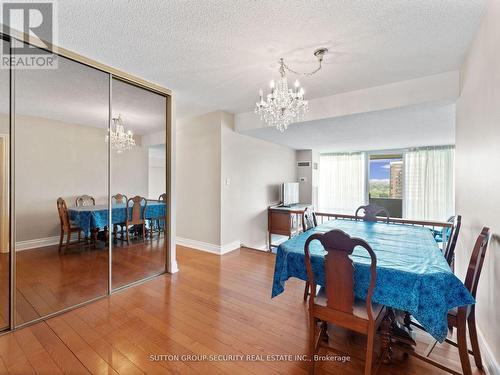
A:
304;229;378;321
57;198;70;230
126;196;147;224
158;193;167;202
355;204;389;223
112;193;127;205
444;215;461;266
464;227;490;299
75;195;95;207
302;207;317;231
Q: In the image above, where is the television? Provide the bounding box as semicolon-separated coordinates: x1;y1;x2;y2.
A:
281;182;299;206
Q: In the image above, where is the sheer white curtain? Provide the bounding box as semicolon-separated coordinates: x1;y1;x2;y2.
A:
404;146;455;221
318;153;366;214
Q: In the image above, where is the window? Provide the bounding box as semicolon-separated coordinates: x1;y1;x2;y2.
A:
318;146;454;221
369;154;403;217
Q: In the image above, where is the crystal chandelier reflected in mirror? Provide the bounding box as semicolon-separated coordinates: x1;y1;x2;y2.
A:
255;48;328;132
106;114;136;153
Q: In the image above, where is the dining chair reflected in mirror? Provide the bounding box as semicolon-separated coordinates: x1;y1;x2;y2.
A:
125;196;147;244
304;229;385;375
412;227;490;375
75;194;95;207
112;193;127;205
148;193;167;240
112;193;128;242
302;206;317;301
355;204;390;223
57;197;86;253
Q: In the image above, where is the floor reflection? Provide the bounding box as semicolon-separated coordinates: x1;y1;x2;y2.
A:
14;237;166;325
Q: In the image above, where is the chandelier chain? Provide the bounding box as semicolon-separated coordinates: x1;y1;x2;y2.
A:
281;59;323;77
255;48;327;132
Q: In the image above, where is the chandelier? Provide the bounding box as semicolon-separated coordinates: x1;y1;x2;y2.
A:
255;48;328;132
106;114;136;153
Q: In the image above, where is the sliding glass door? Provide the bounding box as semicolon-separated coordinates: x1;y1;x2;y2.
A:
0;32;171;330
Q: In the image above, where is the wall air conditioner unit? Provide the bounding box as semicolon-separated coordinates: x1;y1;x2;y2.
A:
297;161;311;167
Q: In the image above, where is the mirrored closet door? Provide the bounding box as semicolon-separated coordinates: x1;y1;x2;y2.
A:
14;49;110;325
110;78;167;289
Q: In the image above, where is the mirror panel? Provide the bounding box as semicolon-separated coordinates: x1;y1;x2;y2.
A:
0;38;10;330
14;50;110;325
110;78;167;289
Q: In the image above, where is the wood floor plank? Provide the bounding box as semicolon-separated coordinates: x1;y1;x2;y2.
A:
29;323;90;374
13;327;64;375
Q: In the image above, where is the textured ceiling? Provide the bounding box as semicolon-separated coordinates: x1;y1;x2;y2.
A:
243;102;455;152
53;0;485;119
0;45;166;135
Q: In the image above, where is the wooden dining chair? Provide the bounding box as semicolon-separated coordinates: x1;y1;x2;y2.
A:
355;204;390;223
302;206;318;301
302;207;318;232
57;198;85;253
304;229;385;375
410;227;490;375
111;193;127;205
75;194;95;207
112;194;128;242
443;215;461;269
125;196;147;244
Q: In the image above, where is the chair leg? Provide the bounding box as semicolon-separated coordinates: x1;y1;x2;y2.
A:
457;315;472;375
58;230;64;253
142;222;146;241
78;230;81;243
65;231;71;252
468;311;483;369
304;281;309;301
365;330;375;375
126;226;130;244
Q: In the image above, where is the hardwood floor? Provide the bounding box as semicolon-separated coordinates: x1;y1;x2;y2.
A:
0;236;166;327
0;246;483;374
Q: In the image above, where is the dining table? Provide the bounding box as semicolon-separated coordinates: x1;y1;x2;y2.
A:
68;201;166;237
271;219;475;344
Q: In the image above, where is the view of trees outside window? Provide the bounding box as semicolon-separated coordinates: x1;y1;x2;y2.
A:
369;156;403;199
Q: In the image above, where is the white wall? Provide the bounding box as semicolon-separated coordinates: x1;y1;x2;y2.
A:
176;111;221;246
221;113;297;250
455;0;500;372
148;146;166;199
111;136;149;199
176;110;297;252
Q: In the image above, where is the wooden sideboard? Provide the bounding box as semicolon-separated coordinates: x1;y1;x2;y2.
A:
268;204;311;251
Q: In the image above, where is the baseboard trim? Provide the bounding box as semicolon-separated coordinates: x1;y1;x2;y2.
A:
176;237;240;255
15;235;61;251
478;328;500;375
220;240;241;254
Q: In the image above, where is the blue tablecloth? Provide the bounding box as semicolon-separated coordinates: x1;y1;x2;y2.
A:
272;220;475;342
68;202;166;236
